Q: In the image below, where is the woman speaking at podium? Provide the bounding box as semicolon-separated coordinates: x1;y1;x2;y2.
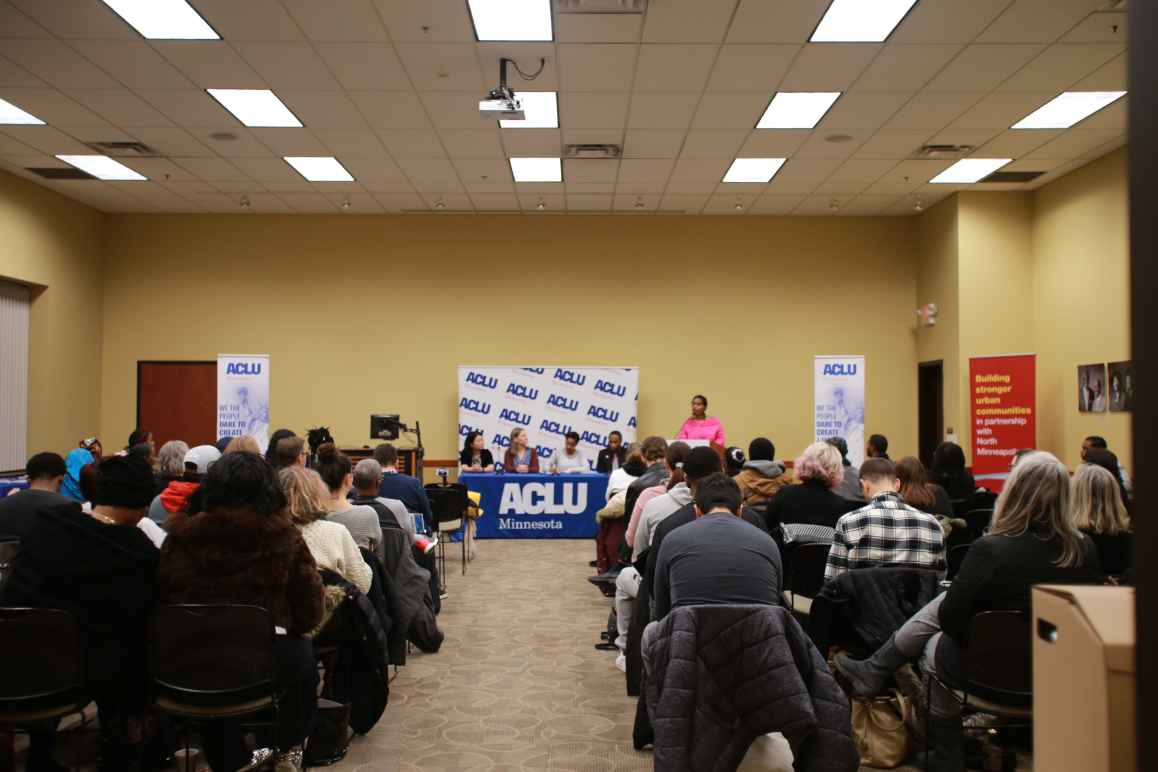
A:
503;428;539;473
676;394;726;445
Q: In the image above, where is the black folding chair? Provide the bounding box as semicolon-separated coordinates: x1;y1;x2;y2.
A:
946;543;971;579
425;484;469;582
963;508;995;539
784;541;831;615
149;604;282;762
0;539;19;589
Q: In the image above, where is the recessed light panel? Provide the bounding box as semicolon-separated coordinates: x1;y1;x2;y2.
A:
510;157;562;182
0;97;44;125
468;0;553;41
756;92;841;129
208;89;303;128
55;155;147;181
930;158;1012;184
722;158;787;183
500;92;559;129
1011;91;1127;130
811;0;919;42
101;0;218;40
284;156;354;182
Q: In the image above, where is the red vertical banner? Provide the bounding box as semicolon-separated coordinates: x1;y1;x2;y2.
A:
969;354;1036;491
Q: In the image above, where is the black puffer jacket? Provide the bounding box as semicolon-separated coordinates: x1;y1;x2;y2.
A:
643;604;858;772
810;567;942;654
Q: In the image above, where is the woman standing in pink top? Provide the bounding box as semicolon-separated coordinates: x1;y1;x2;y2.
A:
676;394;726;446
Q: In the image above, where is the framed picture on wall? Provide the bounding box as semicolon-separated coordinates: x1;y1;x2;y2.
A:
1108;361;1134;412
1077;363;1108;412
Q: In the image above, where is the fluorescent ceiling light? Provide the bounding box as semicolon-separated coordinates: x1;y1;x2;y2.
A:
208;89;302;128
930;158;1012;184
1011;91;1127;129
500;92;558;129
510;157;561;182
468;0;553;41
811;0;919;42
56;154;146;181
756;92;841;129
284;156;354;182
723;158;787;183
101;0;218;40
0;97;44;125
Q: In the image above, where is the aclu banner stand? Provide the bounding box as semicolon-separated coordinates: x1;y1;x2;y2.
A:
814;355;866;468
217;354;270;450
969;354;1036;491
463;472;607;539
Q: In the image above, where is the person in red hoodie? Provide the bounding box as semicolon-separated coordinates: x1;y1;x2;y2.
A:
146;444;220;525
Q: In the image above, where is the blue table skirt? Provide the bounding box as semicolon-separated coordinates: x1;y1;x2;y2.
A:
460;472;609;539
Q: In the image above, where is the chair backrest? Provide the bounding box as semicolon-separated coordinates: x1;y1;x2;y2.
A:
787;541;830;599
961;610;1032;698
0;607;84;702
150;604;275;698
963;508;994;538
947;543;971;579
0;539;20;587
424;485;468;526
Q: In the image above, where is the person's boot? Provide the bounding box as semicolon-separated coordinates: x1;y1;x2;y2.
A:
834;635;909;698
926;715;966;772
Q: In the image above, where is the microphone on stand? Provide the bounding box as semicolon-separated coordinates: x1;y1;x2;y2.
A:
495;462;504;476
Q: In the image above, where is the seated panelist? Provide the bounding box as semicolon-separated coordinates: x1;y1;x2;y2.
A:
551;431;589;474
459;431;494;472
503;428;539;473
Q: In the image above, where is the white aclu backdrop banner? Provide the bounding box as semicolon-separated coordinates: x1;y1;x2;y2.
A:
814;355;866;468
217;354;270;450
457;366;639;470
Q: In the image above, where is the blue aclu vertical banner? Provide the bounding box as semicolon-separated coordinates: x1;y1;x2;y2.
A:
457;366;639;467
814;355;866;468
217;354;270;450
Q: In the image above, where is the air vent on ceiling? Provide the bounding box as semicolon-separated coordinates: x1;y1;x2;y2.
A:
555;0;647;14
913;144;974;160
85;140;157;157
981;170;1046;184
564;143;622;159
27;167;95;180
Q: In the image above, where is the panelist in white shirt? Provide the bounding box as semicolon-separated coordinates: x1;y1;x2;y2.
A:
551;431;589;474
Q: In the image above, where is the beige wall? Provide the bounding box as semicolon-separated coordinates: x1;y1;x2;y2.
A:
915;197;962;445
99;214;919;461
0;170;104;457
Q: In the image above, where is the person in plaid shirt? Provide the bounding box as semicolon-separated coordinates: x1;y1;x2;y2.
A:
824;458;945;582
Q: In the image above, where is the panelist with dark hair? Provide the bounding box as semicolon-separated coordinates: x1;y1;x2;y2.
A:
676;394;726;445
551;431;588;474
459;431;494;472
596;431;627;473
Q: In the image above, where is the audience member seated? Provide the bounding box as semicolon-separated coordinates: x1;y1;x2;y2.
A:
147;444;219;525
159;452;323;772
593;444;645;579
126;428;157;465
865;433;890;461
373;443;434;529
931;441;977;501
676;394;726;445
281;465;371;592
61;446;94;502
825;436;864;504
734;437;793;508
350;459;411;537
896;456;954;519
592;436;668;576
1082;435;1132;496
606;443;644;503
550;431;589;474
1082;447;1132;508
3;455;160;770
274;435;308;470
1071;462;1133;575
459;430;494;472
825;459;946;582
316;444;382;559
596;430;627;473
629;442;691;559
154;440;188;493
503;427;539;473
79;436;103;461
0;452;74;539
223;434;261;455
265;428;297;466
765;442;856;531
724;446;745;477
835;452;1102;771
652;473;783;621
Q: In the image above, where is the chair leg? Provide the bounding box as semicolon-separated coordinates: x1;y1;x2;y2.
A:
461;525;467;576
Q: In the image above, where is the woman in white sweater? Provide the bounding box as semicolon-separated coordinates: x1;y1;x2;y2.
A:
279;465;372;593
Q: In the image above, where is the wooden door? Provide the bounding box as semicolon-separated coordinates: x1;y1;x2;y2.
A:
137;361;216;449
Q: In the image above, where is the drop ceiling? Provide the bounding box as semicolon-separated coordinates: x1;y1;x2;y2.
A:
0;0;1129;215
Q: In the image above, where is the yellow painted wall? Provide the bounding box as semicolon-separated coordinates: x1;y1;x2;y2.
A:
915;197;962;447
0;170;105;457
1032;148;1131;469
99;214;919;462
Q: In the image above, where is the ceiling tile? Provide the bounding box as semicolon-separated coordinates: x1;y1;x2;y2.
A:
453;159;513;190
764;158;842;194
127;127;215;157
469;192;520;210
517;192;565;210
69;41;192;90
279;192;339;212
974;129;1061;157
116;157;198;182
679;129;746;160
884;92;984;130
174;156;249;182
279;91;368;129
622;130;686;158
230;156;304;182
350;91;432;129
190;0;304;40
669;158;730;183
560;92;629;129
852;129;935;159
613;193;658;212
558;44;639;92
282;0;389;42
420;91;496;130
616;181;667;194
627;92;699;130
0;125;90;154
421;193;473;210
377;128;447;158
561;128;624;147
242;193;292;212
341;156;406;181
477;45;558;91
10;0;136;40
566;194;612;211
1023;128;1124;160
780;44;880;91
997;44;1123;92
633;45;719;92
68;89;175;128
643;0;738;43
565;181;614;194
315;44;411;90
852;44;962;92
817;92;911;131
374;192;427;211
0;55;44;88
925;45;1044;91
707;44;799;92
703;193;755;214
1073;52;1126;90
395;43;484;92
725;0;829;43
0;131;36;155
664;181;717;194
978;0;1105;44
1079;97;1127;130
840;194;898;214
1004;158;1069;172
249;128;327;155
236;42;342;90
555;14;642;44
826;159;899;184
0;3;49;38
500;128;561;156
0;39;120;89
691;92;767;130
658;193;707;213
892;0;1012;44
794;132;866;159
946;91;1055;130
738;130;811;156
1061;12;1126;44
153;42;265;89
136;89;237;128
372;0;476;43
617;158;675;183
749;194;804;214
1;88;110;128
794;196;843;215
563;158;619;183
396;158;462;192
877;159;955;185
439;128;504;159
312;129;389;157
194;127;274;157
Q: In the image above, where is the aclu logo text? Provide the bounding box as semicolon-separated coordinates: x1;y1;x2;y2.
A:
553;368;587;387
547;394;579;412
506;382;540;400
822;363;858;376
594;379;626;398
498;407;531;426
226;362;262;376
499;482;588;515
458;423;484;437
540;419;574;437
465;371;498;390
586;405;620;423
459;397;492;416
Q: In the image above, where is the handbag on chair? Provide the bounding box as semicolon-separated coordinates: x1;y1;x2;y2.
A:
850;691;912;768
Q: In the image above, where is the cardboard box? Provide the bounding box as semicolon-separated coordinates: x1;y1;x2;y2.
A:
1032;585;1135;772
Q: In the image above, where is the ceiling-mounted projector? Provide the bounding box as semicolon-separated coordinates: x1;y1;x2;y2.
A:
479;56;545;121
